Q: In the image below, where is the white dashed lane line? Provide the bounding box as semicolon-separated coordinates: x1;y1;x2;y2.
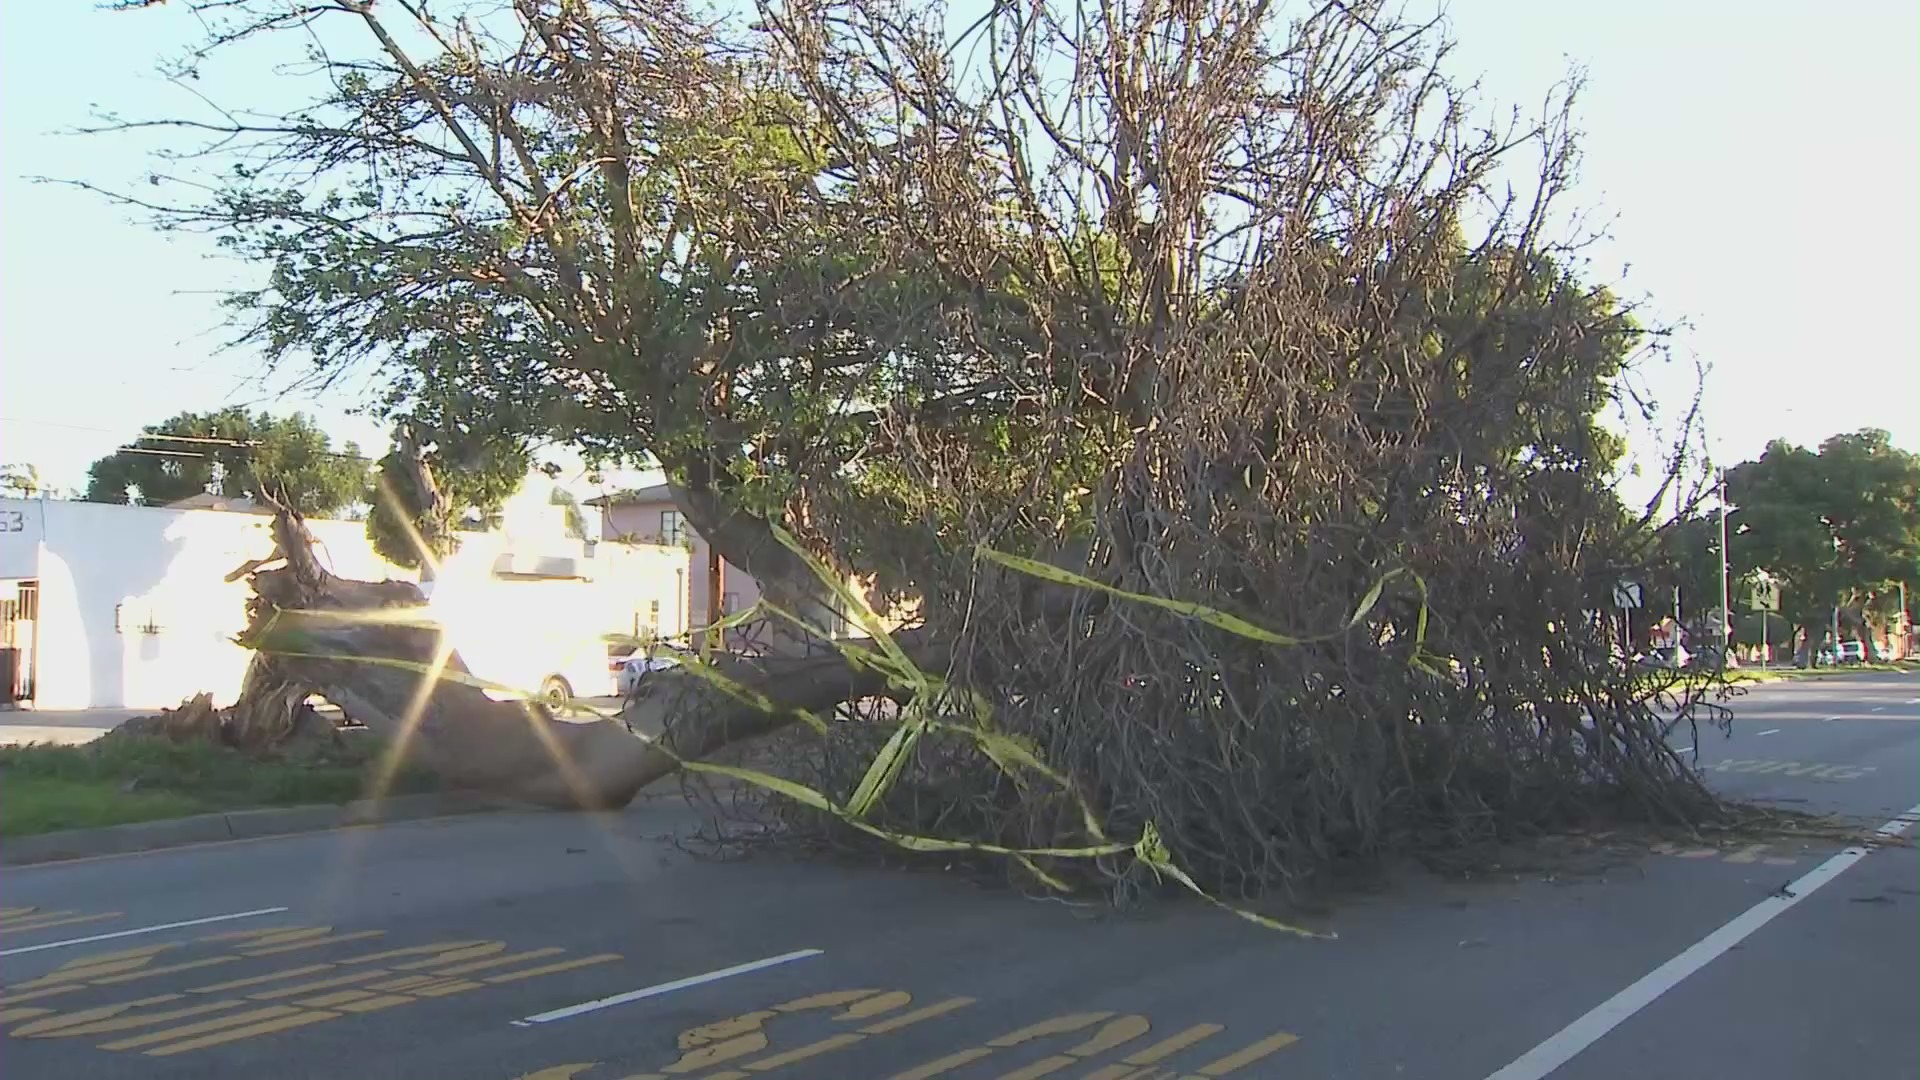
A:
0;906;289;957
1756;728;1781;737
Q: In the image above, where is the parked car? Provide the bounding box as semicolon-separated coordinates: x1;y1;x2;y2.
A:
1838;640;1866;665
1635;644;1691;671
618;648;688;700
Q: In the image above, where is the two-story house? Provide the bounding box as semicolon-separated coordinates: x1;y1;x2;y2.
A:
587;484;918;654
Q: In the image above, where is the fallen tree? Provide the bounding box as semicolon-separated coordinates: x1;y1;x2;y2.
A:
97;0;1735;903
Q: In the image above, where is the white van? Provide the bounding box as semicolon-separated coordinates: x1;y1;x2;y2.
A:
423;560;624;709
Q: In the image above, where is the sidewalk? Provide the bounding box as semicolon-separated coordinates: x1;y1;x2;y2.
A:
0;708;142;746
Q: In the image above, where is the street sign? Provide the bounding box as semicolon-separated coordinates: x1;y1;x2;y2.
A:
1748;575;1780;613
1613;581;1643;610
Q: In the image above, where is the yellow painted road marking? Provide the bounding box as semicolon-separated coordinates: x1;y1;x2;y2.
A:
11;993;185;1036
860;998;977;1035
508;994;1298;1080
741;1032;866;1071
93;955;240;985
22;998;246;1038
246;968;392;1000
0;911;123;934
1117;1024;1227;1066
192;963;336;994
142;1008;339;1056
620;989;964;1079
410;978;487;998
246;929;387;956
1187;1031;1301;1076
237;927;335;949
6;929;622;1057
100;1004;312;1051
891;1048;993;1079
433;947;568;978
393;941;509;968
485;953;623;984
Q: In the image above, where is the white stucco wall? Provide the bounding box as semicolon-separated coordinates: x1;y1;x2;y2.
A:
1;496;694;710
1;498;419;710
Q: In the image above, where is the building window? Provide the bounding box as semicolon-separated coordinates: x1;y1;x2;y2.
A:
722;591;739;614
648;599;661;630
660;510;687;546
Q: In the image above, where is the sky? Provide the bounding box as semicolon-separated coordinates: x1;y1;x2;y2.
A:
1;1;1915;507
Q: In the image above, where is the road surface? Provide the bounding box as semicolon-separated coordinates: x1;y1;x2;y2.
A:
3;672;1914;1080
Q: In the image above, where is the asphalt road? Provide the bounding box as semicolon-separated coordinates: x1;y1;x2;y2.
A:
2;673;1914;1080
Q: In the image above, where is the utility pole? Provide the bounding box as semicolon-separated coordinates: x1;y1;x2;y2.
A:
705;543;724;657
1718;468;1732;660
1902;581;1911;658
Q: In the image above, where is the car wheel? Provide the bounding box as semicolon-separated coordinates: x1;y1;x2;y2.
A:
540;676;573;710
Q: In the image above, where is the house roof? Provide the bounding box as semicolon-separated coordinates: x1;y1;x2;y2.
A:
584;483;674;508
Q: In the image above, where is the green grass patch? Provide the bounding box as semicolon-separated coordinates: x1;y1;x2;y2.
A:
0;735;439;839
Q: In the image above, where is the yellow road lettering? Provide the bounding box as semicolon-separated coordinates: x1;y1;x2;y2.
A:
23;998;246;1038
484;953;623;983
247;968;391;1000
10;945;174;990
9;993;184;1037
141;1008;339;1056
0;911;123;934
891;1047;994;1079
859;998;977;1035
99;1004;316;1051
239;927;335;949
644;989;929;1076
1185;1031;1300;1076
246;930;387;956
432;947;568;977
192;962;336;994
392;941;510;969
774;989;885;1013
742;1032;866;1071
409;978;486;997
1109;1024;1224;1068
92;955;241;985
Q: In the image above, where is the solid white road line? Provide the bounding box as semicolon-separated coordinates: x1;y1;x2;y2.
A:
511;947;825;1026
0;906;289;957
1484;804;1920;1080
1755;728;1781;737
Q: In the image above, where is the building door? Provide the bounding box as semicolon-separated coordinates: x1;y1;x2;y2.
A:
1;580;38;705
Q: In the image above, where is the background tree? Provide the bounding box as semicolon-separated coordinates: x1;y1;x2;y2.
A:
1727;429;1919;656
84;408;367;516
102;0;1726;901
0;463;41;498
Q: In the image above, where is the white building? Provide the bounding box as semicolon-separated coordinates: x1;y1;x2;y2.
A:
0;486;691;711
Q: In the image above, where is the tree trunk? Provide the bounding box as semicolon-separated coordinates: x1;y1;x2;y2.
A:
238;505;940;809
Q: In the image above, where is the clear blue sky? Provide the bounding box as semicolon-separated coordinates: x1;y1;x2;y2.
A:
2;1;1915;501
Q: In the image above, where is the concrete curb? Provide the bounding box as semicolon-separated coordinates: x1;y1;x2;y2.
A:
1;792;520;866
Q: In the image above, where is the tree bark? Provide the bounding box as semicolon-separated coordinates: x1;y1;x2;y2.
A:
239;505;941;809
